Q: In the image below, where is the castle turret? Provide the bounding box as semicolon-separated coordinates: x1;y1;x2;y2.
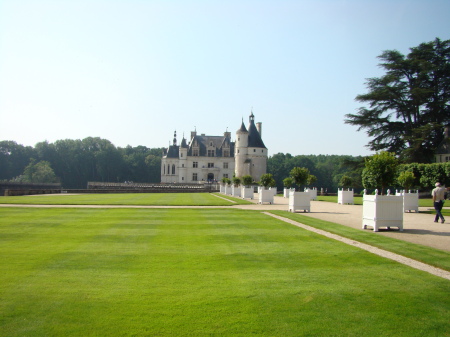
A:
235;112;267;181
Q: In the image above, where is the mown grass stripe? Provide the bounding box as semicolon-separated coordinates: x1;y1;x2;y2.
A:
265;212;450;280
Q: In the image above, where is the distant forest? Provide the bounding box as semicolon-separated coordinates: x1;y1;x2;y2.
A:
0;138;365;192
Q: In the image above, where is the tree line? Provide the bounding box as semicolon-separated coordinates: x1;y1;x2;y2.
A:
1;138;366;192
267;153;365;192
0;138;163;189
1;139;448;193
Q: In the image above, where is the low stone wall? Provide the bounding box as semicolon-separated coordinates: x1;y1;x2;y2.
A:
1;182;62;196
4;189;63;196
66;187;216;194
86;181;219;193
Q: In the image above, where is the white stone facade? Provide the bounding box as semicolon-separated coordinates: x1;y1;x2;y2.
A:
161;113;267;183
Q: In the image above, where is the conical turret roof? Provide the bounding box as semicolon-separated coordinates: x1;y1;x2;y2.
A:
247;115;266;148
237;118;248;133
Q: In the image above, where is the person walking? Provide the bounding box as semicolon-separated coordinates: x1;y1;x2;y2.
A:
432;182;446;223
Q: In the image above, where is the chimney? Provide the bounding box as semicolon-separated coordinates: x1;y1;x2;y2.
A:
256;122;262;136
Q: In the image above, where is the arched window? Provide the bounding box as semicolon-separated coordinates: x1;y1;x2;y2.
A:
172;164;176;175
167;164;170;174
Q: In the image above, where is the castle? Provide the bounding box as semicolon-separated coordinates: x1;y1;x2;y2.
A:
161;112;268;183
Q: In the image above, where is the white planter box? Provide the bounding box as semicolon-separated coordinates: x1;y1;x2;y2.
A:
224;185;232;195
231;185;241;197
220;184;225;194
395;190;419;213
288;191;311;212
362;194;403;232
305;188;318;200
259;188;274;204
283;188;294;198
338;189;354;204
270;187;277;196
241;186;254;199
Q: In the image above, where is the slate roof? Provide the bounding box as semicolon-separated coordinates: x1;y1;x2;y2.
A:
248;119;266;148
187;135;235;157
163;145;179;158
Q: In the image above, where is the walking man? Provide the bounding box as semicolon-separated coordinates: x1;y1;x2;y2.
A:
432;182;446;223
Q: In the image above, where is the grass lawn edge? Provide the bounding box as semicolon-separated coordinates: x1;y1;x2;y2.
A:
268;210;450;273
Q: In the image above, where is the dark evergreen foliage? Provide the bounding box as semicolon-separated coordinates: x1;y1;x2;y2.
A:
345;38;450;163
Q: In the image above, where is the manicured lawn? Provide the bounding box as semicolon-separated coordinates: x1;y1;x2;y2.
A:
1;207;449;336
270;210;450;272
0;193;252;206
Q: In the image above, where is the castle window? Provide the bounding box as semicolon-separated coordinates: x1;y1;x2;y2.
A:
208;163;214;168
254;149;256;152
172;164;175;175
207;150;215;157
223;174;229;179
223;149;230;157
193;161;198;168
193;173;198;181
223;162;228;169
193;149;199;156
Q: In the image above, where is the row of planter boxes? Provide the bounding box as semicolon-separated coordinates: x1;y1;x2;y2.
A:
219;185;419;232
219;185;255;199
283;188;317;200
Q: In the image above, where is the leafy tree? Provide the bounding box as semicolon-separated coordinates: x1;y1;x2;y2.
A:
232;176;241;187
362;151;399;194
283;177;294;189
0;141;36;180
18;159;59;183
397;171;415;191
241;175;253;186
290;167;310;191
339;175;353;189
307;174;317;187
345;38;450;163
145;153;163;183
259;173;275;189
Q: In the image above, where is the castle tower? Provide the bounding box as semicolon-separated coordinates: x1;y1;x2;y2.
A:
178;135;188;182
235;112;267;182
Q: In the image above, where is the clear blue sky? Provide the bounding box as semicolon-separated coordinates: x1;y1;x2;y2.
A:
1;0;449;157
